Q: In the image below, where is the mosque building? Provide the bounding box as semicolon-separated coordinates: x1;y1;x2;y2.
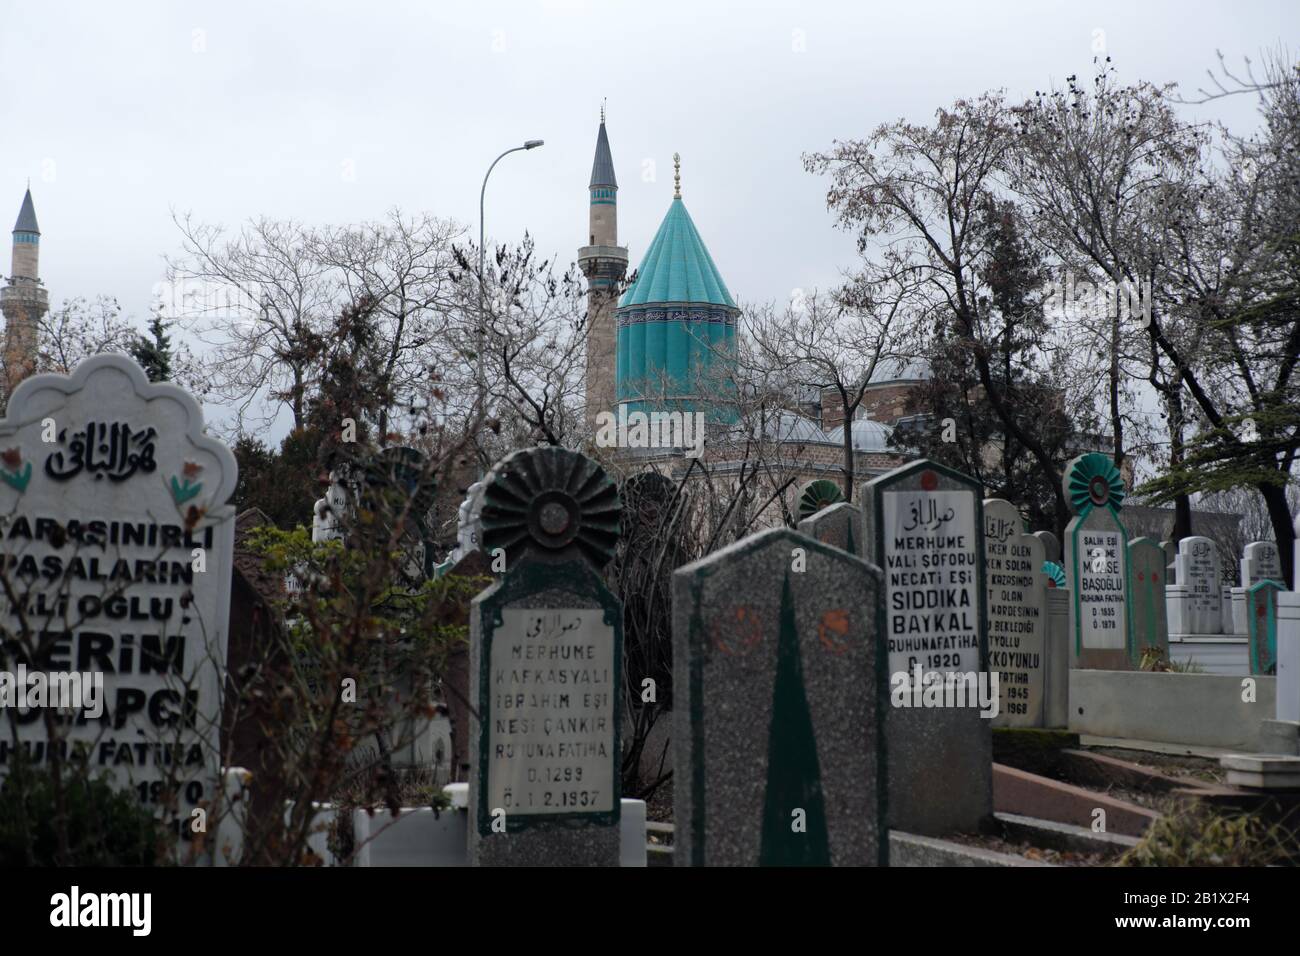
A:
578;114;909;508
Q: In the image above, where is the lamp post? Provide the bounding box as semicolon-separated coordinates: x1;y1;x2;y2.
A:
477;140;544;419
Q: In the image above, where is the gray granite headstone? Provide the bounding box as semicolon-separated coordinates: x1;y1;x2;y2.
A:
1062;453;1134;670
1033;530;1061;563
468;447;623;866
861;459;992;836
797;501;862;557
984;499;1046;728
1128;537;1169;664
671;526;886;866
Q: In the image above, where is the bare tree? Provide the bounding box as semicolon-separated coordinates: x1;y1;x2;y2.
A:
744;284;910;502
805;93;1073;528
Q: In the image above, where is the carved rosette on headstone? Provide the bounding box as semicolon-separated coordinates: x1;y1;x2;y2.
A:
797;479;845;523
468;446;622;866
861;459;992;837
1249;580;1284;675
0;355;237;861
672;527;886;866
1128;537;1169;664
1062;453;1133;670
983;499;1046;728
796;500;861;557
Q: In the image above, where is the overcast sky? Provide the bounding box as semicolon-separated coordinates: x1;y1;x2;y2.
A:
2;0;1294;435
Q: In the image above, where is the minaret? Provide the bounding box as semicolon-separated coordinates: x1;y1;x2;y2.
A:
2;187;47;394
578;107;628;429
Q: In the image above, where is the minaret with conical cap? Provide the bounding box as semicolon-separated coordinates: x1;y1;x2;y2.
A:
2;187;47;394
578;108;628;429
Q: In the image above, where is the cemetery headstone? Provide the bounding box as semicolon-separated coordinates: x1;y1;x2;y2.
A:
1033;530;1061;563
1248;580;1284;676
1242;541;1283;587
861;459;992;836
468;446;623;866
983;499;1046;728
797;478;844;522
797;500;862;557
1044;583;1070;728
672;526;886;865
1128;537;1170;664
0;355;237;859
1062;453;1133;670
1171;537;1221;635
1224;584;1242;636
442;547;493;782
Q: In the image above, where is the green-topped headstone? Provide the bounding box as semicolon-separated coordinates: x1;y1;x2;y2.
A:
983;499;1047;728
1128;537;1169;664
1062;453;1134;670
1249;580;1284;675
672;526;886;866
468;447;623;866
797;500;861;557
861;459;992;836
797;479;845;522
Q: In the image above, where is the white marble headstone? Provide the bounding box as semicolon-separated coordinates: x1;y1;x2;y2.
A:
0;355;237;860
1174;536;1221;635
1242;541;1283;587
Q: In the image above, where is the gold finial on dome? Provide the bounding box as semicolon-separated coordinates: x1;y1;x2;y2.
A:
673;152;681;198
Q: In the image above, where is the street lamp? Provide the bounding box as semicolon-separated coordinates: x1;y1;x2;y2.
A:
477;139;545;421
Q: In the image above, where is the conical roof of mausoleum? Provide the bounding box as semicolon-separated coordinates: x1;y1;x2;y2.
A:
620;196;735;309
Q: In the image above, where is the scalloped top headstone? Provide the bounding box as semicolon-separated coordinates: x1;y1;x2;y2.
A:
1062;453;1133;669
480;446;620;568
797;479;844;522
0;354;237;861
468;446;623;867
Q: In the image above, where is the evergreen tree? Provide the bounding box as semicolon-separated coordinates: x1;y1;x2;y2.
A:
130;309;173;382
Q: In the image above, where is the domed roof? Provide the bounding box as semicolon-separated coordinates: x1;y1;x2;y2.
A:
749;409;832;444
826;418;895;453
620;197;736;309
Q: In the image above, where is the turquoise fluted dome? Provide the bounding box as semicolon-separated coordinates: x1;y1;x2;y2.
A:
620;197;735;308
615;193;739;425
